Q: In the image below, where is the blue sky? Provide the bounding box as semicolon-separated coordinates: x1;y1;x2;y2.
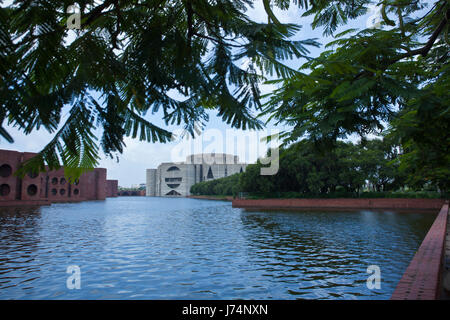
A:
0;1;388;187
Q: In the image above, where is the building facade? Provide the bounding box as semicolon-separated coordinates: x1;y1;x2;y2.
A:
146;153;247;197
0;149;118;206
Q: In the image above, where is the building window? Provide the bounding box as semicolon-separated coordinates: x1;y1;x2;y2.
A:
60;178;66;185
60;189;66;195
0;164;12;178
165;177;182;182
167;184;180;189
207;167;214;179
0;184;11;196
167;166;180;172
225;166;228;177
51;177;58;185
51;189;57;195
165;190;181;196
27;184;38;196
27;171;38;179
240;167;243;173
73;189;79;195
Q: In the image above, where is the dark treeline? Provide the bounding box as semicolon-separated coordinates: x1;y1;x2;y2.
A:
190;138;447;198
190;173;240;197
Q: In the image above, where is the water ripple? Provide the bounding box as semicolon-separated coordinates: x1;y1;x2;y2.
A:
0;197;436;300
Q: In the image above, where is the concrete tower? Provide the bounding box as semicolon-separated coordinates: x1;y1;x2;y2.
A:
146;169;157;197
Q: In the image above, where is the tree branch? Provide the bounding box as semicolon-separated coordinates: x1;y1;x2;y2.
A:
389;8;449;63
82;0;115;28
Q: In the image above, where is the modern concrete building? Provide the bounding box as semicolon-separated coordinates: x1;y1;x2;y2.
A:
0;149;118;206
146;153;247;197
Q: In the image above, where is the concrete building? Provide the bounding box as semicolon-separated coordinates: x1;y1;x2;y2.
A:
146;153;247;197
0;149;118;206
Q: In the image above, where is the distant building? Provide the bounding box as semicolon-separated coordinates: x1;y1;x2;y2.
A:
0;149;118;206
146;153;247;197
118;189;146;197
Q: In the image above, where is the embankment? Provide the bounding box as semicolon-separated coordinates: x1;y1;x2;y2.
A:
391;203;449;300
232;198;445;211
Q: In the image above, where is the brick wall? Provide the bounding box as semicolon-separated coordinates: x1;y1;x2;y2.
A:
0;149;116;206
391;203;449;300
232;198;446;210
0;150;22;201
106;180;118;197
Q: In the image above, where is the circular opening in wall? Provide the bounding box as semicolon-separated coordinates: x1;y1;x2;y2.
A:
73;189;79;195
27;184;38;196
27;171;38;179
51;177;58;185
60;189;66;195
74;179;80;185
60;178;66;185
0;164;12;178
51;188;57;195
0;184;11;196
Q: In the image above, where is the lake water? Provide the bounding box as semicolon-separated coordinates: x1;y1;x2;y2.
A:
0;197;436;300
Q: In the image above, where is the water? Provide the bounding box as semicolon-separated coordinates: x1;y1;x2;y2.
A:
0;197;437;300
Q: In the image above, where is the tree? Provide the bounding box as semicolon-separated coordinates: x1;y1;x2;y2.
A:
190;173;240;196
238;138;408;197
0;0;318;179
262;0;449;190
357;137;404;192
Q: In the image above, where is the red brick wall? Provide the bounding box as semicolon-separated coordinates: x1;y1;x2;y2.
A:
106;180;118;197
78;169;96;200
232;198;446;210
95;168;107;200
0;149;113;205
76;168;107;201
0;150;22;201
391;203;449;300
45;168;84;202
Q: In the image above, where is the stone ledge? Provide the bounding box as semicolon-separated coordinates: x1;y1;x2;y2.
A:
232;198;446;210
0;200;51;207
391;203;449;300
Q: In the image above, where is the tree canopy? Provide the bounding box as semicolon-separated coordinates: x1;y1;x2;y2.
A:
238;138;405;196
262;0;449;190
1;0;448;190
0;0;318;179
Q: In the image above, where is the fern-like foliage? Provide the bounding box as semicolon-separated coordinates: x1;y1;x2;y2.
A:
0;0;319;178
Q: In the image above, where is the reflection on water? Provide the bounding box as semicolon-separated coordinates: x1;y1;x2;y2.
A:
0;197;436;299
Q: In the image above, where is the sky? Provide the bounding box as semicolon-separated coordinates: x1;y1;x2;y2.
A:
0;1;383;187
